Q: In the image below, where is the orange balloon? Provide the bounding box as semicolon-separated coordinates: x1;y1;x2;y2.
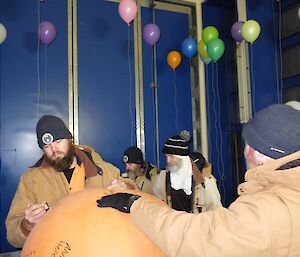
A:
21;188;166;257
167;51;182;70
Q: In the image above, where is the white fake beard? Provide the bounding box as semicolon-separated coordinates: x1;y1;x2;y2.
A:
168;155;192;195
166;159;183;173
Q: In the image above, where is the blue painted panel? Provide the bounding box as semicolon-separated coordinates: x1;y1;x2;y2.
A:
0;0;69;252
77;0;136;172
202;3;237;207
202;0;280;207
247;0;281;111
142;8;193;169
77;2;192;171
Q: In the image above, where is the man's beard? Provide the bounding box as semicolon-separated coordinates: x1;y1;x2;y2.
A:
167;159;183;173
44;142;75;172
127;166;142;180
128;171;137;180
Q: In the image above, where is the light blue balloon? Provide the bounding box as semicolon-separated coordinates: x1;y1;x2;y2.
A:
181;37;197;58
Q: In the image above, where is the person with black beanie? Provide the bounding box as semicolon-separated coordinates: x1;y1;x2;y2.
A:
5;115;136;248
122;146;158;195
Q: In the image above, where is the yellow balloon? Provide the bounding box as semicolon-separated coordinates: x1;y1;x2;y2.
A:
241;20;261;44
198;40;209;59
167;51;182;70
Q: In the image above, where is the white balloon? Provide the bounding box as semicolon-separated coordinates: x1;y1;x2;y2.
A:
0;23;7;44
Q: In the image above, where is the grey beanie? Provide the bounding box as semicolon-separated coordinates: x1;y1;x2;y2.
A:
36;115;72;148
242;104;300;159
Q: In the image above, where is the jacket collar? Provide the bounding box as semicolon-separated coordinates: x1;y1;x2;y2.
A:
238;151;300;196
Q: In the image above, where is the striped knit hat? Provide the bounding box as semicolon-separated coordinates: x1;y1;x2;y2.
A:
163;130;191;156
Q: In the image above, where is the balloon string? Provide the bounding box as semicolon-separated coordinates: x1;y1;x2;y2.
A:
37;0;41;118
173;71;179;133
45;45;48;112
151;47;156;163
127;26;134;145
211;65;217;154
152;78;156;164
212;64;222;203
151;47;154;84
205;65;212;161
215;63;226;204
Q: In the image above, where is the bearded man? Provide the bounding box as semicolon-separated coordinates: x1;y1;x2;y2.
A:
5;115;136;248
122;146;158;195
153;131;220;213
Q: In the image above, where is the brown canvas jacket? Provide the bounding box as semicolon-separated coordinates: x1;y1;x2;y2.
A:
5;144;127;248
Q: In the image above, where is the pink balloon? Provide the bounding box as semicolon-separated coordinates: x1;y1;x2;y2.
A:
118;0;137;26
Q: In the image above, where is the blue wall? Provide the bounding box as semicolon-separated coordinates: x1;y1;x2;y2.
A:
202;1;237;207
0;0;69;252
77;0;137;169
0;0;193;253
246;0;281;110
142;8;192;169
202;0;280;207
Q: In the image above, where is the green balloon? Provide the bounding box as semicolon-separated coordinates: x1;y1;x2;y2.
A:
207;38;225;63
202;26;219;45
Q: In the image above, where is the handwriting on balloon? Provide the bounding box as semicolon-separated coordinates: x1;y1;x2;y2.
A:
51;240;71;257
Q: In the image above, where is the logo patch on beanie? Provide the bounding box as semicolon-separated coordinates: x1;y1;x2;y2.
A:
42;133;54;145
123;155;129;163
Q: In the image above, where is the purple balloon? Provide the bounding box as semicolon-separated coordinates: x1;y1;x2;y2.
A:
38;21;56;45
231;21;244;42
143;23;160;46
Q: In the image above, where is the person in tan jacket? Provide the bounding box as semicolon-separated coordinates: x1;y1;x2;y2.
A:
153;131;221;213
5;115;136;248
122;146;158;195
97;104;300;257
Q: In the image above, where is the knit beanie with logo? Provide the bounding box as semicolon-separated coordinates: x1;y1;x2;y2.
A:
122;146;144;164
36;115;72;148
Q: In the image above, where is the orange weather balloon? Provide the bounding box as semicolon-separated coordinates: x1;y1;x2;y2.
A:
167;51;182;70
21;188;166;257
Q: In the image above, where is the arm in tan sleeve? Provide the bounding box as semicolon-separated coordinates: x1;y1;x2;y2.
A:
130;196;272;257
5;174;36;248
